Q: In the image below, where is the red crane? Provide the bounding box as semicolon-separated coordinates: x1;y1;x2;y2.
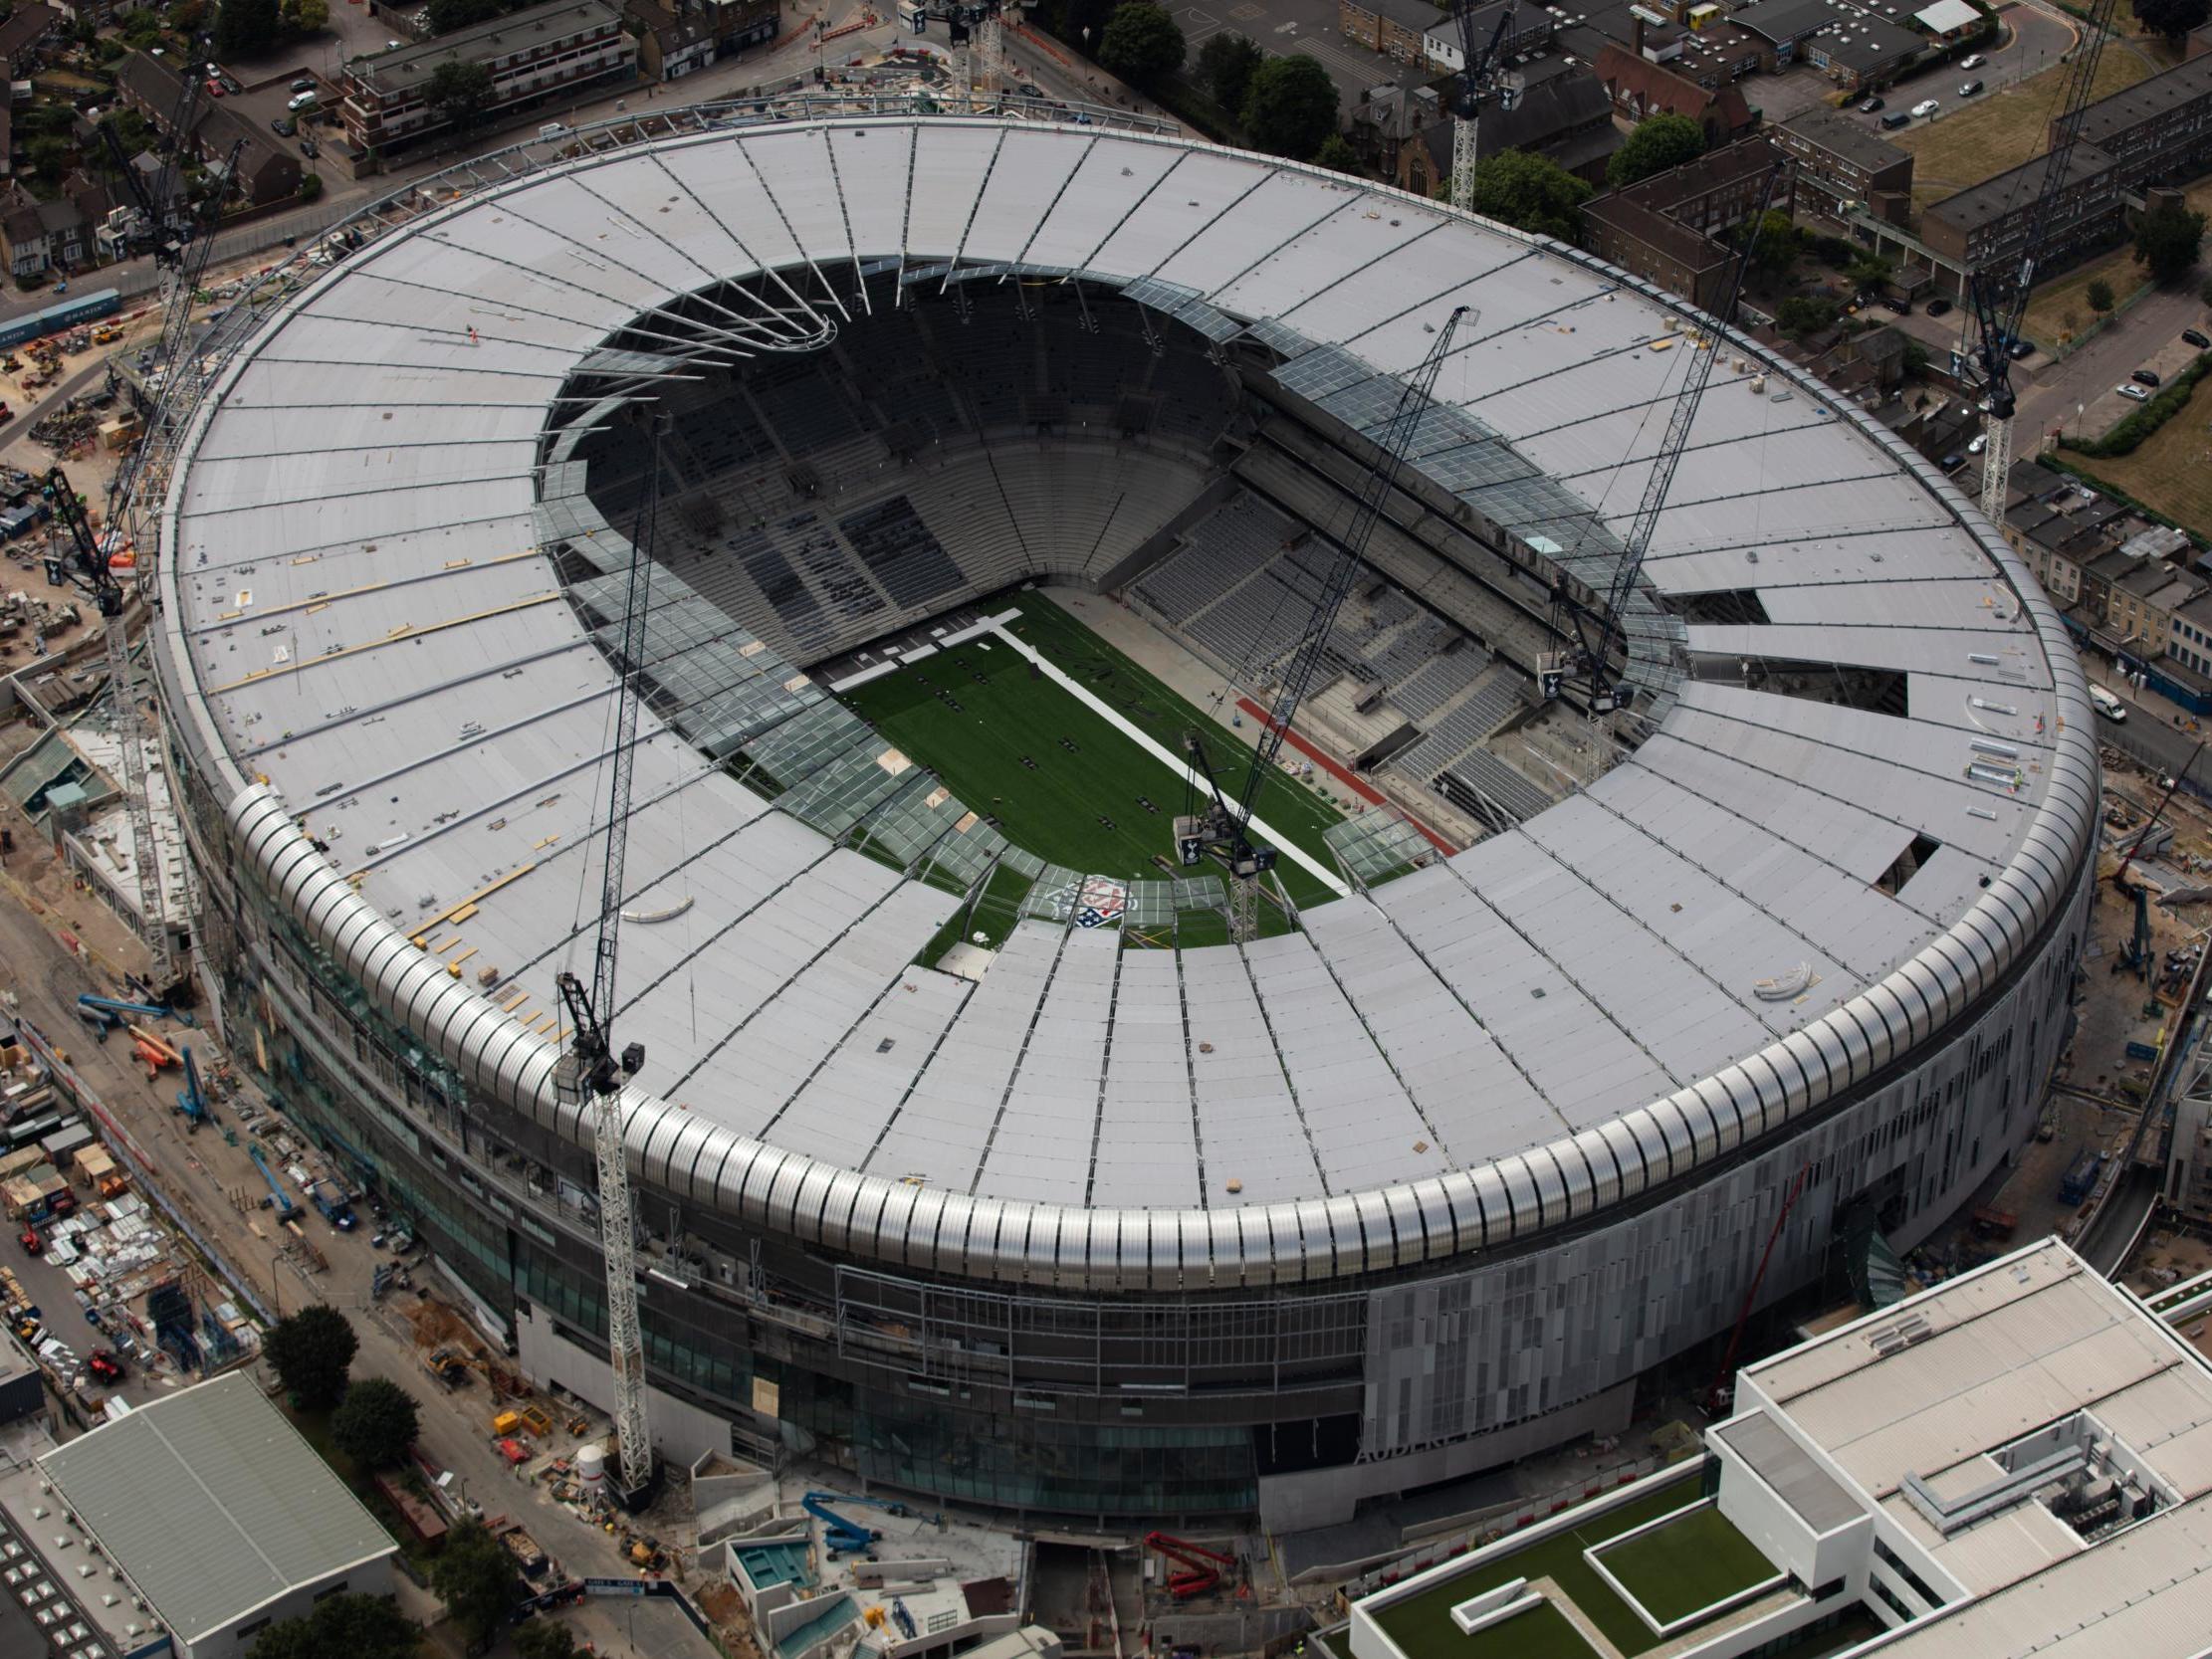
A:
1144;1533;1236;1600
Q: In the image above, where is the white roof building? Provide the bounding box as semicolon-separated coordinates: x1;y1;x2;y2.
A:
36;1372;397;1659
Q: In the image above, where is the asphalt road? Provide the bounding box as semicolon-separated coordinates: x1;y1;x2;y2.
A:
2018;283;2212;444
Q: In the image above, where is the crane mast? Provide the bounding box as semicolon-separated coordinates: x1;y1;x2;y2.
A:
1543;164;1782;715
1178;307;1468;887
1448;1;1520;214
553;412;665;1503
1968;0;2118;521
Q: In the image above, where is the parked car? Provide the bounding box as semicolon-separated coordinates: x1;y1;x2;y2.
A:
271;114;296;136
1859;95;1884;112
301;138;318;158
1958;79;1983;97
204;76;223;98
1967;434;1987;455
1926;297;1952;316
290;75;316;94
2007;338;2034;360
1911;98;1941;117
2185;328;2211;348
1880;295;1911;314
1940;452;1965;472
1880;110;1910;129
1959;52;1984;69
2132;367;2162;387
2118;384;2152;402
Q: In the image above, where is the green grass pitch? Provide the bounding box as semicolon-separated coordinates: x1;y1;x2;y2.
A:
833;597;1348;912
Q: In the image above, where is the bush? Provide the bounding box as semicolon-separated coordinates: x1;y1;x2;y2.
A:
298;173;323;201
2067;351;2211;457
2087;278;2115;313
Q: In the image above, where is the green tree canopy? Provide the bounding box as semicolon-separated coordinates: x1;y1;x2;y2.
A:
1843;252;1895;291
2132;0;2208;42
514;1619;583;1659
1734;208;1803;280
1466;147;1591;242
1313;131;1361;175
1239;54;1338;159
249;1593;418;1659
432;1519;524;1649
263;1305;357;1411
1775;295;1840;337
1097;1;1185;86
1195;31;1261;113
212;0;282;57
1606;112;1706;189
281;0;329;33
331;1377;421;1471
2086;277;2116;313
425;59;495;129
2133;198;2207;286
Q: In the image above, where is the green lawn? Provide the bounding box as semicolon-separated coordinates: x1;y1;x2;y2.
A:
1452;1600;1600;1659
1598;1503;1779;1628
1370;1477;1704;1659
835;597;1347;910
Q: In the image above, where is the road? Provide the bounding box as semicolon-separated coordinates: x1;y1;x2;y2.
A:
2017;283;2212;443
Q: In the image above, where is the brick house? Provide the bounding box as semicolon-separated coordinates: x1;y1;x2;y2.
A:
1593;41;1754;146
1583;136;1793;310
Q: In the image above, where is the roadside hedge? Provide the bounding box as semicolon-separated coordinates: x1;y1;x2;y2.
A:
2066;350;2212;457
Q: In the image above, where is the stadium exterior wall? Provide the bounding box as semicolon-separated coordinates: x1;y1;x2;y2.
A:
152;700;2090;1523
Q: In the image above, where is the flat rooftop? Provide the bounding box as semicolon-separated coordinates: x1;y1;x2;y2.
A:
350;0;619;97
0;1417;138;1659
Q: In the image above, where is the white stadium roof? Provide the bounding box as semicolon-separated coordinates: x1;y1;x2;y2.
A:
158;110;2096;1291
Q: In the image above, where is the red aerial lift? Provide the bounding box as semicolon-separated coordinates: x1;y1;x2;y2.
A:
1144;1533;1236;1600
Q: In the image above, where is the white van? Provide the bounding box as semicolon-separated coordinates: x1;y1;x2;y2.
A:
287;89;320;112
2090;684;2126;723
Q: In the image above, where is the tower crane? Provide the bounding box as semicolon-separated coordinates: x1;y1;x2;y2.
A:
1541;164;1783;716
1177;307;1467;904
552;412;666;1504
1447;0;1521;215
1966;0;2119;522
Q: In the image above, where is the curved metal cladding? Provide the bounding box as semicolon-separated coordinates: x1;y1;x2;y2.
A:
220;609;2096;1297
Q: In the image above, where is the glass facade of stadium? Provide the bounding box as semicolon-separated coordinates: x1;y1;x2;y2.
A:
159;716;2091;1525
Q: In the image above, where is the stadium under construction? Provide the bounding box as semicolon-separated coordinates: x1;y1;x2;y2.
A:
149;103;2097;1529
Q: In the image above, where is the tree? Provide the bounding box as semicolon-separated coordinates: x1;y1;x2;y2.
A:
1843;252;1895;292
281;0;329;32
1606;112;1705;189
1239;55;1338;159
1735;208;1802;281
1465;148;1591;242
425;59;495;130
1196;31;1261;113
249;1593;418;1659
1776;296;1840;338
1097;1;1184;86
1901;338;1929;375
1314;132;1361;176
263;1305;356;1410
298;173;324;201
2087;277;2116;314
2132;0;2208;43
167;0;210;30
514;1620;582;1659
213;0;282;56
432;1519;523;1650
2132;198;2207;286
331;1377;420;1471
26;135;72;182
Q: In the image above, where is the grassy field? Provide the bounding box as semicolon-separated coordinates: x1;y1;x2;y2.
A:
1894;49;2154;205
2060;372;2212;538
2020;242;2152;350
835;597;1346;911
1371;1478;1703;1659
1598;1504;1778;1627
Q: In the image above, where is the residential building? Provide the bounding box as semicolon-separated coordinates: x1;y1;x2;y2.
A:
1340;0;1471;67
1421;1;1557;73
1731;0;1925;88
0;175;111;278
1395;69;1620;195
634;0;716;79
35;1372;397;1659
2172;590;2212;679
1554;0;1763;85
1585;137;1793;309
340;0;636;158
1919;143;2121;291
2055;52;2212;187
1773;104;1914;225
0;3;61;76
1593;40;1755;144
114;53;302;206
